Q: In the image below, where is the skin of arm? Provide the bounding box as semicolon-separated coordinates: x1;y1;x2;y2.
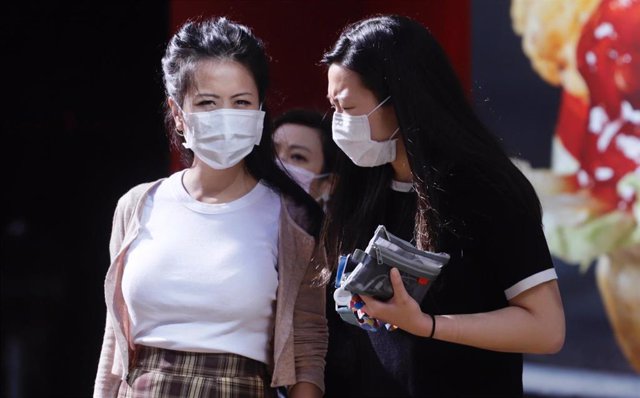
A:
360;267;566;354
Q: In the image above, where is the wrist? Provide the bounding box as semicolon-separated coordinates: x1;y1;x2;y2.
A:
414;312;435;338
427;313;436;339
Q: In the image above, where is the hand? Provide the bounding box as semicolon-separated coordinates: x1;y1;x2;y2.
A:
359;267;430;336
289;381;322;398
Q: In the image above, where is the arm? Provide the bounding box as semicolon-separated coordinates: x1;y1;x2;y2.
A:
93;315;121;398
289;246;329;398
360;267;565;354
94;195;129;397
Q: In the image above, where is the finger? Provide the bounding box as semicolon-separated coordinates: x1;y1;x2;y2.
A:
389;267;409;299
359;295;379;317
359;294;373;305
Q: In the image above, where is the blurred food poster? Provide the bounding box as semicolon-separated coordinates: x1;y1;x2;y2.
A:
510;0;640;373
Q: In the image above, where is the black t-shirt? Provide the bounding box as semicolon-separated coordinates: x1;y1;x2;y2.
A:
324;176;554;397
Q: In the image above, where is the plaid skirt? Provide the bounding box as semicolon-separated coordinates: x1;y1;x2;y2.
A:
117;346;276;398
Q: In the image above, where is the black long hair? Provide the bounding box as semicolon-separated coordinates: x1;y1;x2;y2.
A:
321;15;542;264
161;17;322;236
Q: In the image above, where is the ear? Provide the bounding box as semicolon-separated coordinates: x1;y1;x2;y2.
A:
167;97;185;132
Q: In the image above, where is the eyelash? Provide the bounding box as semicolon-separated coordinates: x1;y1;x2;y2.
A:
329;102;353;112
195;99;252;106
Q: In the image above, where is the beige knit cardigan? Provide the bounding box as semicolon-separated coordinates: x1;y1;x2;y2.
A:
93;180;328;397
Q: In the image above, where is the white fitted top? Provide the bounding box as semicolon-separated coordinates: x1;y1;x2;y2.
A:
122;170;280;364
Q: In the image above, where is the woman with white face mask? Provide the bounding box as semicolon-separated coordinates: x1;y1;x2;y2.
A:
321;15;565;398
273;109;338;212
94;17;327;398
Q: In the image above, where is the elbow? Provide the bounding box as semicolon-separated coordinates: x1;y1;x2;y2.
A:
536;319;566;354
542;329;565;354
546;308;566;354
551;322;566;353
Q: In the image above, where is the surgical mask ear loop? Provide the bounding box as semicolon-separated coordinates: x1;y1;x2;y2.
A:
388;127;400;141
366;96;392;117
368;96;399;143
315;172;331;180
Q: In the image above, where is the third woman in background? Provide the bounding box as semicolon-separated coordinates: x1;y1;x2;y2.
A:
273;109;337;212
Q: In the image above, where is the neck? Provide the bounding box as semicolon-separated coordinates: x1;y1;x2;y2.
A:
391;137;412;182
183;159;258;204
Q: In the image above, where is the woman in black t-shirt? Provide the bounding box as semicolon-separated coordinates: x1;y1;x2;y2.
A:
321;15;566;397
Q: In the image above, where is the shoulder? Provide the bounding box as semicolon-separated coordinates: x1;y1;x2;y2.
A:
118;180;159;206
437;160;543;246
278;193;323;239
446;158;539;212
280;194;315;236
114;179;164;219
121;181;158;201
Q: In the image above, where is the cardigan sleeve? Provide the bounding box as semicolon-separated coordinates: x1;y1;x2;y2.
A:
93;314;122;398
292;242;329;392
93;192;131;398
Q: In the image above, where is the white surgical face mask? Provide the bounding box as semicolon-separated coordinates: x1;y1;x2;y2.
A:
179;104;265;170
279;160;328;193
332;96;399;167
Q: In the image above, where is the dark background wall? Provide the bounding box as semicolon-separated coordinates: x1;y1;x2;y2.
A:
2;3;170;397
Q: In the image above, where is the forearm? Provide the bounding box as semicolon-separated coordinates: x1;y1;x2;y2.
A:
414;281;565;354
292;297;328;393
94;315;120;398
418;306;562;354
291;248;329;393
362;271;565;355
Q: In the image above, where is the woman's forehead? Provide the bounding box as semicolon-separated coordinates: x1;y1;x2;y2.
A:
327;64;367;99
276;124;322;143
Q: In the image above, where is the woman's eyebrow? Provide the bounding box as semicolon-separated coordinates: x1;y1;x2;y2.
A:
289;144;311;153
195;93;220;98
194;92;254;98
231;92;254;98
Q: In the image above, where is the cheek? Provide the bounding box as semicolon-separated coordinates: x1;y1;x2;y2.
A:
368;115;388;141
309;155;325;174
302;142;325;173
369;108;397;141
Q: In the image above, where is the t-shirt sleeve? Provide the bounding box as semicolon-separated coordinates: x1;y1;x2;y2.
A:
484;196;557;300
441;162;558;302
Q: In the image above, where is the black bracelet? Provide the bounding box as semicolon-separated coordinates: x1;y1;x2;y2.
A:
428;313;436;339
